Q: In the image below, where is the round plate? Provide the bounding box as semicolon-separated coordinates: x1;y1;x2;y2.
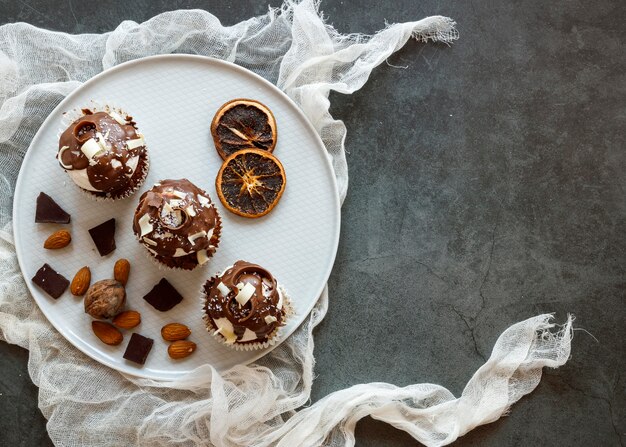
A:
13;55;340;380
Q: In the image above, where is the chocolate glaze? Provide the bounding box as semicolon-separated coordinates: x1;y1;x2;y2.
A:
132;179;220;269
58;110;146;194
203;261;285;343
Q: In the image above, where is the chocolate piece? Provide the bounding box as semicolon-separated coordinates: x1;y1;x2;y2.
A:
143;278;183;311
35;192;70;224
122;333;154;365
88;218;116;256
203;261;286;345
32;263;69;299
132;179;221;270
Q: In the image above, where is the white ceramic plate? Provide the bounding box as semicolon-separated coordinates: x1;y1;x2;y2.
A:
13;55;340;380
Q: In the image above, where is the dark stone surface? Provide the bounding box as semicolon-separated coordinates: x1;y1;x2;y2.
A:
0;0;624;446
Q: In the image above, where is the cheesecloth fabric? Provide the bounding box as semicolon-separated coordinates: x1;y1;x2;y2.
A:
0;1;574;446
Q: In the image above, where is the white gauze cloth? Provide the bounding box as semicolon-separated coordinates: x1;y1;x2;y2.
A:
0;1;573;446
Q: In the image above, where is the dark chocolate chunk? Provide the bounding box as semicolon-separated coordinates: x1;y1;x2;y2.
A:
32;263;69;299
35;192;70;224
88;218;116;256
143;278;183;312
122;333;154;365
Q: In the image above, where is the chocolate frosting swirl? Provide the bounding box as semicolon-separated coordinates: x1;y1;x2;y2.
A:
133;179;220;268
58;110;145;193
203;260;285;343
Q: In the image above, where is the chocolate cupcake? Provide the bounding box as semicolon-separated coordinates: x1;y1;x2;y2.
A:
57;108;148;200
202;260;290;350
133;179;221;270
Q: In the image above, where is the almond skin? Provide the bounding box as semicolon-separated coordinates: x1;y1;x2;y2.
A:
70;266;91;296
112;310;141;329
161;323;191;341
113;259;130;286
91;321;123;346
168;340;197;359
43;230;71;249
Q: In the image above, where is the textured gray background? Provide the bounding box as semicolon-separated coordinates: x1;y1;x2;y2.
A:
0;0;624;446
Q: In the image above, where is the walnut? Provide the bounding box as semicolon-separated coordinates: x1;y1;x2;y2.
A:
84;279;126;319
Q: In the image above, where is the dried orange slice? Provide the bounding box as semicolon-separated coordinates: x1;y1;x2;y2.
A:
211;99;277;160
216;149;286;218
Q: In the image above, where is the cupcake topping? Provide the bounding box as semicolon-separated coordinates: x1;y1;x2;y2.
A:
57;110;146;193
204;261;285;343
133;179;220;265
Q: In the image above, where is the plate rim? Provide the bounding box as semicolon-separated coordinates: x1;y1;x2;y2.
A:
12;54;341;381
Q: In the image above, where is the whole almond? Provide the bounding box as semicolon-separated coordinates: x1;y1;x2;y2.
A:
113;259;130;286
168;340;197;359
161;323;191;341
43;230;71;249
91;321;123;346
112;310;141;329
70;266;91;296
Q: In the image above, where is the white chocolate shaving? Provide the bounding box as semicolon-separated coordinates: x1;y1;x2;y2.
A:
217;282;230;297
264;315;278;324
188;231;207;245
197;195;210;207
95;132;108;151
57;146;73;169
186;205;196;217
138;214;153;237
240;329;258;342
110;159;122;169
108;111;127;125
262;281;271;298
172;190;187;199
142;237;157;246
235;283;256;306
173;248;188;257
197;249;210;265
126;136;145;150
80;138;103;159
213;318;237;344
277;288;284;310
